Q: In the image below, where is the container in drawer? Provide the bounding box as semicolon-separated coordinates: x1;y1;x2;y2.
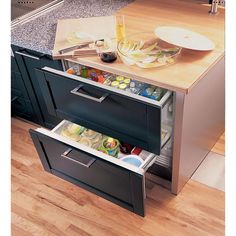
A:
30;120;158;216
35;66;173;155
44;120;156;173
66;61;167;102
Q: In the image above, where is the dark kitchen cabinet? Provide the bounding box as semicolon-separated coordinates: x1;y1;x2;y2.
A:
11;55;36;121
11;45;63;128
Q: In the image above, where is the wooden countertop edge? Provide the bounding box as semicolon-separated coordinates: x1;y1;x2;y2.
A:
187;52;225;94
67;53;225;95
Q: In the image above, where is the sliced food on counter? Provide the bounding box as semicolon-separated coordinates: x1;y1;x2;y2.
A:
117;32;181;69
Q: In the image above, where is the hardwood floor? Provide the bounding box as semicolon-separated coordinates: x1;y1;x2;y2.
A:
11;118;225;236
211;133;225;156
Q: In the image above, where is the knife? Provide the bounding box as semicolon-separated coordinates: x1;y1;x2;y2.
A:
58;39;104;54
58;41;93;54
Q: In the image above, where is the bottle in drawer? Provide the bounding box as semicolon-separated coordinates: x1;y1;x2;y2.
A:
66;62;168;102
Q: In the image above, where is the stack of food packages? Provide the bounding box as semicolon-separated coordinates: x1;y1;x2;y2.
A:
60;122;152;161
66;65;166;101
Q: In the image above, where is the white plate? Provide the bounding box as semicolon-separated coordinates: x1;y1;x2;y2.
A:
154;26;215;51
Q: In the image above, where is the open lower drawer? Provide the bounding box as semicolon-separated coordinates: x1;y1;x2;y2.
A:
35;66;173;155
30;120;158;216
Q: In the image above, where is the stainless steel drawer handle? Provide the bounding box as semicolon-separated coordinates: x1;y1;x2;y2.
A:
61;148;96;168
70;84;108;103
15;51;41;60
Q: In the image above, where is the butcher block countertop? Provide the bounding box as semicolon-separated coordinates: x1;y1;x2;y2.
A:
70;0;224;94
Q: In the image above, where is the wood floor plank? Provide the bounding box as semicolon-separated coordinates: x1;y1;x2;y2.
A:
11;118;225;236
12;224;31;236
143;180;224;236
65;224;93;236
12;191;70;236
12;212;54;236
211;133;225;156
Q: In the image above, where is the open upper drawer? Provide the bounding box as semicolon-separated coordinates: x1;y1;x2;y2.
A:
30;120;158;216
35;66;173;155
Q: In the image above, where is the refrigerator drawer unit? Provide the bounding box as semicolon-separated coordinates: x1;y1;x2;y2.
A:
31;61;175;216
35;65;173;155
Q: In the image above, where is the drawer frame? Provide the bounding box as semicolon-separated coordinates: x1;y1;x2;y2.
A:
40;66;172;108
30;63;176;217
30;121;158;216
37;120;157;174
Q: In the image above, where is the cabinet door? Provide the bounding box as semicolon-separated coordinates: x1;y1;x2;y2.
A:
12;45;63;128
11;71;29;100
11;55;37;121
11;95;34;120
11;55;20;73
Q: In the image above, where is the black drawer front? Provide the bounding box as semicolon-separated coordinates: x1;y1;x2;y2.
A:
30;129;146;216
43;137;132;204
36;69;162;155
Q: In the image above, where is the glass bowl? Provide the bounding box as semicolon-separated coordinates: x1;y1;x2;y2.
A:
117;32;181;69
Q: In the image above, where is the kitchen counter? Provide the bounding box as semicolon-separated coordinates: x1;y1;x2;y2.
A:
11;0;224;93
11;0;133;55
68;0;224;93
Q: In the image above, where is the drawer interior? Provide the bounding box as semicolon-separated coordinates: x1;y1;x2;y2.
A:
37;119;159;174
65;60;171;107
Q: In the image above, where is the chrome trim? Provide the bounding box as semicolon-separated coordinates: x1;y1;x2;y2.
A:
155;154;171;168
61;148;96;168
142;154;156;171
71;85;108;103
15;51;40;60
209;0;219;14
61;60;66;71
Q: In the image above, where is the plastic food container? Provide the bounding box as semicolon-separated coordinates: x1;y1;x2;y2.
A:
120;155;144;167
99;137;120;157
60;123;85;142
117;32;181;69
